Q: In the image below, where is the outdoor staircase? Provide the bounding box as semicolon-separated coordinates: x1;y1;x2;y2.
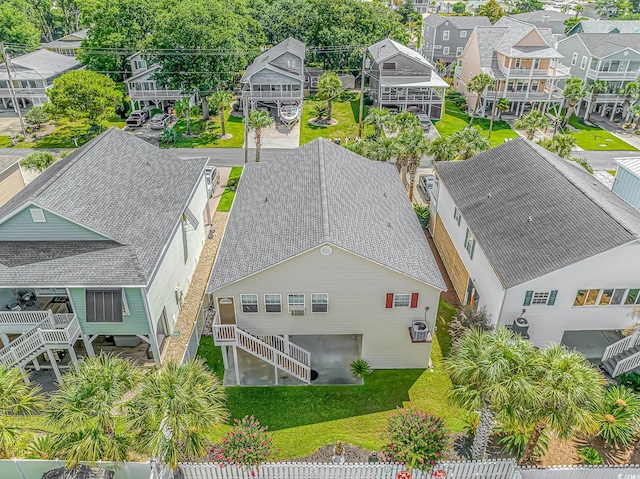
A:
601;330;640;377
0;311;81;371
212;313;311;383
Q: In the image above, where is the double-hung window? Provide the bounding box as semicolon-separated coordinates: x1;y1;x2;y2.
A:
571;52;578;66
523;290;557;306
240;294;258;313
288;294;305;313
311;293;329;313
443;47;450;55
580;56;588;70
443;30;450;41
460;31;467;38
393;294;411;308
264;294;282;313
464;228;476;259
453;207;461;225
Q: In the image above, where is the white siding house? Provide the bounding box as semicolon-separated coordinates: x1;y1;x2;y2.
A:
206;139;445;385
431;138;640;377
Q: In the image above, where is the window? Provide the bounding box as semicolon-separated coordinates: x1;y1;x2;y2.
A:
532;59;540;69
456;47;463;56
264;294;282;313
443;30;450;41
135;59;147;69
30;208;46;223
625;289;640;305
181;215;188;263
121;289;129;316
311;293;329;313
514;58;522;69
453;207;461;225
611;289;626;305
580;56;588;70
574;289;600;306
600;60;611;72
393;294;411;308
435;44;442;50
288;294;305;312
240;294;258;313
460;30;467;38
532;292;549;305
443;47;450;55
86;289;124;323
382;62;397;70
524;290;557;306
464;228;476;259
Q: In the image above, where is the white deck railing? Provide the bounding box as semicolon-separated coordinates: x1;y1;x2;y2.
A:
255;334;311;366
0;310;51;326
602;330;640;361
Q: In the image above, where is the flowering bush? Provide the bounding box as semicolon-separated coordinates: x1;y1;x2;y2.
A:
211;416;278;469
383;408;449;470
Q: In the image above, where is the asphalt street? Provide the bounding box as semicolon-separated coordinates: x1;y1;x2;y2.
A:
573;150;639;171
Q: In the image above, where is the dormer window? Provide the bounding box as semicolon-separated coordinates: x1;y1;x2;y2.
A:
382;62;397;70
135;60;147;69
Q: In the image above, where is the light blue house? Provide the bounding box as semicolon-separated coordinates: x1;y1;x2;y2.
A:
613;158;640;211
0;128;209;381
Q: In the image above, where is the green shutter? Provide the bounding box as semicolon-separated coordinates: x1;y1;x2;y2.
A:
523;291;533;306
548;290;558;306
464;228;469;248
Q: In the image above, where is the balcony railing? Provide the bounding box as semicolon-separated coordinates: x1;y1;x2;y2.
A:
586;68;640;81
483;88;563;101
0;87;49;98
243;90;302;99
587;92;624;102
128;89;186;100
501;63;570;79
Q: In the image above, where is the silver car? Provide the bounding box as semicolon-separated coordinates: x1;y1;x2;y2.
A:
150;113;171;130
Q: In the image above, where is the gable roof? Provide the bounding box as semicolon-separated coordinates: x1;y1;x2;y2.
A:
0;155;21;175
0;50;79;82
573;33;640;58
423;14;491;30
368;38;435;69
509;11;569;36
574;20;640;34
241;37;305;83
434;138;640;288
492;17;562;58
207;139;445;292
0;128;207;287
617;158;640;178
41;29;89;49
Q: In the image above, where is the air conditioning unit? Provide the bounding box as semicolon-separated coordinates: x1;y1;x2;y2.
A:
411;321;429;342
511;317;530;339
175;287;184;305
290;306;305;316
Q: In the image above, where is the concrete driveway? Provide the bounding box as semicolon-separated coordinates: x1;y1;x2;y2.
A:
245;121;300;149
0;116;22;136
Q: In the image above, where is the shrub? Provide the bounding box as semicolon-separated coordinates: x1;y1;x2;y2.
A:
414;204;430;229
578;447;603;465
20;151;59;172
160;128;181;144
350;359;373;378
621;372;640;393
227;176;240;189
210;416;277;468
149;108;162;118
495;421;549;460
592;385;640;447
24;106;48;130
383;408;449;470
448;306;493;343
314;104;328;120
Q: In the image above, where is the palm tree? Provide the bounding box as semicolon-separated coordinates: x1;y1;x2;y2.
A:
537;134;577;159
450;128;490;160
392;110;422;132
248;109;274;163
519;345;606;464
208;90;233;137
560;77;587;128
631;102;640;130
366;137;402;162
397;127;430;201
623;81;640;122
0;367;44;458
174;98;199;136
574;3;584;16
586;80;609;120
496;98;510;119
445;327;539;461
364;107;392;138
467;73;494;126
346;139;367;156
434;59;447;75
47;354;141;467
427;136;456;162
316;72;343;122
514;110;550;140
127;359;227;475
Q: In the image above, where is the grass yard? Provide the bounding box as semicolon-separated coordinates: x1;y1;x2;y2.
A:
13;117;126;149
165;110;244;148
565;115;637;151
300;96;374;145
433;101;518;147
216;166;243;212
197;298;465;459
0;135;11;147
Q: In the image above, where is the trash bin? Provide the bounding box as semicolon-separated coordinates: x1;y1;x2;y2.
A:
334;138;341;145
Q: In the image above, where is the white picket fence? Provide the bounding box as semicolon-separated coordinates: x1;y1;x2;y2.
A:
520;464;640;479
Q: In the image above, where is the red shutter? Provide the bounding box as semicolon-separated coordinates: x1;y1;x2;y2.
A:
410;293;419;308
386;293;394;308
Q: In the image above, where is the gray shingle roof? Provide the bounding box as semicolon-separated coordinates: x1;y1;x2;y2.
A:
509;11;569;35
0;50;79;82
474;27;509;70
369;38;435;69
434;138;640;288
0;128;207;287
241;37;305;83
207;139;445;292
493;17;563;58
576;33;640;58
576;20;640;33
0;155;21;175
41;29;89;50
423;14;491;30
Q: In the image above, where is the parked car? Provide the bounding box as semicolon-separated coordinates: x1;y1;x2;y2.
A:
205;166;220;198
150;113;171;130
418;174;435;202
126;110;149;127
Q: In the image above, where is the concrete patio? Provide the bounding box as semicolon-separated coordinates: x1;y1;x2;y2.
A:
223;334;363;386
561;329;624;363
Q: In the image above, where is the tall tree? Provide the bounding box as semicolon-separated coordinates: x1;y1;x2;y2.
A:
513;0;544;13
449;128;490;160
514;110;550;140
316;72;343;122
208;90;234;136
467;73;494;126
426;136;456;161
46;70;122;126
173;98;200;136
622;80;640;121
363;107;392;138
537;134;577;159
47;354;141;467
563;16;587;34
587;80;610;120
150;0;263;120
0;3;40;53
561;77;588;128
365;137;402;163
476;0;506;22
496;98;510;119
127;359;227;474
392;110;422;132
446;327;539;461
398;127;430;201
519;345;606;464
249;109;274;163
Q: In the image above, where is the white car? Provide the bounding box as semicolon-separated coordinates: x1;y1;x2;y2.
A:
205;166;220;198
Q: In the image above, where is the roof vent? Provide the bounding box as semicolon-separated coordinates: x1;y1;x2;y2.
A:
528;216;533;222
387;222;392;228
383;192;387;198
487;193;491;198
541;14;549;22
264;197;268;203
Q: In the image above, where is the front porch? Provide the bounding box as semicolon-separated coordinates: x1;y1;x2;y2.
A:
222;334;363;387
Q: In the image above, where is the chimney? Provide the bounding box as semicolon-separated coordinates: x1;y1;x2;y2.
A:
541;14;550;23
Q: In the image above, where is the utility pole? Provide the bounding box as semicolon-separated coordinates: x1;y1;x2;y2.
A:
487;82;499;140
1;43;26;139
243;94;249;164
357;47;367;138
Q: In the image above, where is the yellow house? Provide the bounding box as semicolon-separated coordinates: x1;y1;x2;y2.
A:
0;156;25;207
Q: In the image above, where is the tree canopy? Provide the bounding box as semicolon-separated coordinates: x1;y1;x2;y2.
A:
476;0;506;22
0;2;41;53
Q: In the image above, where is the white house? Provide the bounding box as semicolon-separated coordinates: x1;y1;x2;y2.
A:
206;139;445;386
430;138;640;377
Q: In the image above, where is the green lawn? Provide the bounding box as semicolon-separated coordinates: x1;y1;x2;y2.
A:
197;298;465;459
433;101;518;147
608;169;617;176
13;117;126;149
216;166;243;212
0;135;11;147
165;110;244;148
565;115;637;151
300;96;374;145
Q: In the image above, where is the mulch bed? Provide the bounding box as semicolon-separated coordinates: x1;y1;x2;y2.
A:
307;118;338;127
292;444;382;463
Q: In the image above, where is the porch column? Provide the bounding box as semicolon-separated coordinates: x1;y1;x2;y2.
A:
32;358;40;371
0;331;9;347
148;333;161;366
47;348;62;384
221;345;229;369
232;346;240;385
81;334;95;357
274;363;279;385
67;346;79;372
611;100;619;121
21;367;30;384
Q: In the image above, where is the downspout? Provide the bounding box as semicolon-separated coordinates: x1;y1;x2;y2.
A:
142;288;161;365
